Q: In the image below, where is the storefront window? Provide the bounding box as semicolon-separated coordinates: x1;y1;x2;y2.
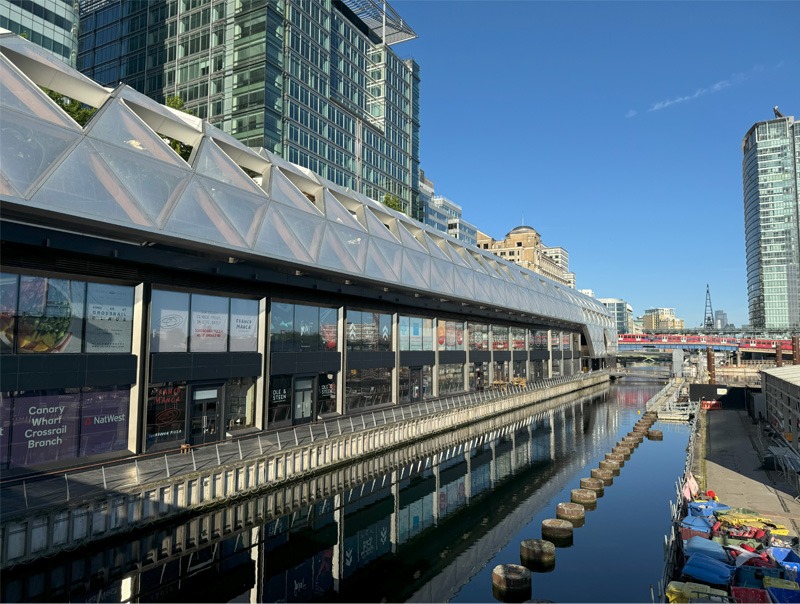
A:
296;304;319;351
562;333;571;351
225;377;255;431
320;307;338;351
151;290;190;352
317;372;337;415
532;330;548;350
511;328;526;350
551;331;561;351
16;276;85;354
268;375;292;424
270;302;295;352
85;283;134;353
0;273;19;354
346;310;392;352
493;361;509;384
146;381;187;447
438;320;464;351
438;363;464;395
468;362;487;390
491;325;509;351
469;323;488;351
346;367;391;410
399;316;433;351
190;294;229;352
271;302;337;353
230;298;259;352
0;386;131;469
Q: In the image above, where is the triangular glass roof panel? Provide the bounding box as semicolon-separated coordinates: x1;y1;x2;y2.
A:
445;241;469;267
31;139;151;226
0;107;80;198
423;233;452;261
193;139;267;197
0;55;81;130
400;249;431;290
396;221;428;253
91;139;190;226
316;223;363;274
329;222;369;270
268;169;322;215
163;178;247;248
462;250;488;274
453;266;476;299
430;258;456;296
369;238;403;279
0;172;22;198
363;206;401;243
195;175;269;247
364;240;401;282
322;189;366;232
253;203;323;264
86;99;187;168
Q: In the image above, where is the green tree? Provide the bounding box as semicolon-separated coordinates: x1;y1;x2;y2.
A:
44;89;96;126
382;193;405;214
164;96;194;161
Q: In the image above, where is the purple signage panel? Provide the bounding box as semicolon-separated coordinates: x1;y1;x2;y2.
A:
80;387;129;455
9;391;80;467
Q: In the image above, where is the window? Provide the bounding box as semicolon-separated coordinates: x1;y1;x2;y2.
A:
270;302;338;353
346;310;391;352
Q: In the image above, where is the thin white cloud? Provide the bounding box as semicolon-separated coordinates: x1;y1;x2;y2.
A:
648;69;752;113
625;109;638;118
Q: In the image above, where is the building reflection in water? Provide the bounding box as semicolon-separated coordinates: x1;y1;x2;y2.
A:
2;383;661;603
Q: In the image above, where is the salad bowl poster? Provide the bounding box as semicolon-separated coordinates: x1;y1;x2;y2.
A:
15;276;84;354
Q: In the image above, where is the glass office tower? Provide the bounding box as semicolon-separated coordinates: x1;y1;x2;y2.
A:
0;0;79;66
78;0;420;217
742;110;800;332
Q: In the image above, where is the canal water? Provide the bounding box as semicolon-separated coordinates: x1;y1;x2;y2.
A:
1;381;690;603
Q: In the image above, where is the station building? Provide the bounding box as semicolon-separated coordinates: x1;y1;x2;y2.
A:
0;32;615;472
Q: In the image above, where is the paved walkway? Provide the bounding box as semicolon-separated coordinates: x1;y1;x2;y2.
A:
1;375;591;522
703;403;800;538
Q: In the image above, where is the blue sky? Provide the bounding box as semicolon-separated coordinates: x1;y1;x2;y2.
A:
392;0;799;329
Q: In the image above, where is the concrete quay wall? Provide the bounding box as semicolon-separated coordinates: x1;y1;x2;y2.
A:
1;373;609;568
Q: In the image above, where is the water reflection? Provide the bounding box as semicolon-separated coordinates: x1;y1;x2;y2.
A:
2;382;685;603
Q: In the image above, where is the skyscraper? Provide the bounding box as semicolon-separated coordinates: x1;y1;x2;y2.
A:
78;0;420;217
742;108;800;332
0;0;79;66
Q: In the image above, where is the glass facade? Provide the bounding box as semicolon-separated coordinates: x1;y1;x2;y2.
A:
0;35;614;470
0;0;79;66
742;114;800;331
77;0;420;216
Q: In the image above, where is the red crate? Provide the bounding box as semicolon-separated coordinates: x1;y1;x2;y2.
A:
731;586;769;603
680;527;711;541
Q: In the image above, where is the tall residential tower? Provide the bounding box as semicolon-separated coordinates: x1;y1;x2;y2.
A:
742;108;800;332
0;0;79;66
78;0;421;217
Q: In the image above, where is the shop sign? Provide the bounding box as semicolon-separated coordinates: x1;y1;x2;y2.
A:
146;383;186;446
85;283;134;352
191;307;228;352
80;388;129;455
9;392;80;467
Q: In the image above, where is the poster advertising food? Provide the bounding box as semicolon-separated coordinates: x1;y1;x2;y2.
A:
0;273;18;354
229;298;258;352
84;283;134;353
146;382;186;447
190;295;228;352
9;391;80;467
79;387;129;455
445;321;455;348
16;276;84;354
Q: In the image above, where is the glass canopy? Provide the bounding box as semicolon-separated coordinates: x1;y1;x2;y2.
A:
0;31;614;356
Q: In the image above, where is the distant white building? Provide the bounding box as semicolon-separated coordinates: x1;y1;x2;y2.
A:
597;298;634;335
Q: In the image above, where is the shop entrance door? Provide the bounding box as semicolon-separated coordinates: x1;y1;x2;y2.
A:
410;367;422;402
293;377;314;424
190;386;221;445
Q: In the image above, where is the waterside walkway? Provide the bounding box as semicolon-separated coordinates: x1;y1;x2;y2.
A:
1;372;610;568
702;402;800;537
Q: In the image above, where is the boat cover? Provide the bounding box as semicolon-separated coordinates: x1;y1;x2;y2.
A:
684;536;728;562
681;553;735;586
